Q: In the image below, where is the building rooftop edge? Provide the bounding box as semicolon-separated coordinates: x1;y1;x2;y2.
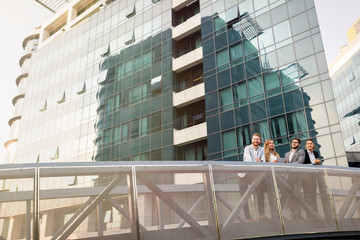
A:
329;33;360;76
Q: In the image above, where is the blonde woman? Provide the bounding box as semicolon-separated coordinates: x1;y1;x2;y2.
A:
264;139;280;163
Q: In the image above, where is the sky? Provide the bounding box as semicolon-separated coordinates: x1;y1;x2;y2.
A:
0;0;359;163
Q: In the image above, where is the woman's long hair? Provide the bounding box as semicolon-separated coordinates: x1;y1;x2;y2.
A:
264;140;280;162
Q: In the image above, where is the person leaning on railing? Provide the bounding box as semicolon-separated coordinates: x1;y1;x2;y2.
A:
303;139;321;218
284;138;305;219
264;139;280;163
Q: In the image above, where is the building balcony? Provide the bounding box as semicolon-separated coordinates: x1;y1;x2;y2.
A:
12;90;25;106
174;122;207;146
4;138;17;148
172;0;195;11
16;73;28;86
19;53;31;68
5;120;20;148
0;162;358;239
8;115;21;127
173;46;203;73
173;13;201;41
173;82;204;108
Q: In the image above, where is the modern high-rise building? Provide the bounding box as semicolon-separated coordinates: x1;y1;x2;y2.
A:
5;0;347;166
1;1;357;239
329;18;360;167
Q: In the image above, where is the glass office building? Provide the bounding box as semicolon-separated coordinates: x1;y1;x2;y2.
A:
329;30;360;167
0;0;353;238
5;0;347;165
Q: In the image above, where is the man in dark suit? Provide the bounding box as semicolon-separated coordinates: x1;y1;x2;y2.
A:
284;138;305;219
303;139;321;218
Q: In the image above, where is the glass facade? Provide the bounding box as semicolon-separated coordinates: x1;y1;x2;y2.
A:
200;0;346;164
1;0;354;239
6;0;347;165
330;48;360;167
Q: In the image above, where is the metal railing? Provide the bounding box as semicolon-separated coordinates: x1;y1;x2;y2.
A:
0;161;359;239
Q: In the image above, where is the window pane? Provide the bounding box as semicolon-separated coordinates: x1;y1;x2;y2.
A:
235;106;250;126
250;100;266;121
274;20;291;43
246;57;261;78
264;71;280;91
244;40;257;56
143;50;151;68
219;87;233;111
237;125;251;147
104;129;112;143
270;115;288;139
231;63;245;83
217;49;230;67
280;63;300;86
113;125;121;141
230;42;243;61
248;76;264;97
287;110;307;134
222;130;236;150
258;28;274;49
131;119;140;138
267;95;284;116
225;6;239;23
151;111;161;133
133;54;142;70
140;116;149;136
214;15;226;32
233;81;247;102
132;85;141;103
284;90;303;112
185;147;195;160
121;123;129;141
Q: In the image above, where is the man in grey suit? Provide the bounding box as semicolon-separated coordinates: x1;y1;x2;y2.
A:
284;138;305;219
284;138;305;164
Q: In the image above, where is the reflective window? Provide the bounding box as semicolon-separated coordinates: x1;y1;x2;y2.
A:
250;100;266;121
230;42;243;62
225;6;238;23
273;20;291;43
231;63;245;83
264;71;280;91
237;125;251;147
235;106;250;126
233;81;247;103
214;14;226;34
267;95;284;117
287;110;307;134
284;90;303;112
246;57;261;78
219;87;233;112
270;115;288;139
248;76;264;97
222;129;237;156
216;48;230;67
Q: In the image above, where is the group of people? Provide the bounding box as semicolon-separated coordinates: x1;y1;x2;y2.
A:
244;133;321;165
240;133;321;221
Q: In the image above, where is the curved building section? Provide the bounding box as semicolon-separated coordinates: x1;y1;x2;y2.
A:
4;29;40;163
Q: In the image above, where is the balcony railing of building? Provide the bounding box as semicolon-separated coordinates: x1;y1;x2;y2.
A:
172;0;199;27
174;31;202;59
174;64;203;93
0;162;359;240
175;100;205;130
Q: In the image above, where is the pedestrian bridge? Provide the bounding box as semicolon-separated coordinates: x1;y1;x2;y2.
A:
0;161;359;239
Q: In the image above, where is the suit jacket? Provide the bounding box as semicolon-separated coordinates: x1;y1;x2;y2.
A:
284;148;305;164
304;150;319;164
